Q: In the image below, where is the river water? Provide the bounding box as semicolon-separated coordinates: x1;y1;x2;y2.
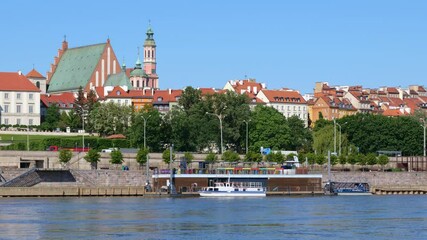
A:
0;195;426;240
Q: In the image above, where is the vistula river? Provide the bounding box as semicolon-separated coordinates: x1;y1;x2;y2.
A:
0;195;426;240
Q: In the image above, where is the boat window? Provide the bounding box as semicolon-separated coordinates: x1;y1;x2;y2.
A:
214;188;218;191
234;189;238;191
243;189;246;191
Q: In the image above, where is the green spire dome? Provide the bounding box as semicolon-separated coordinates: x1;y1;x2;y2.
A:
144;23;156;47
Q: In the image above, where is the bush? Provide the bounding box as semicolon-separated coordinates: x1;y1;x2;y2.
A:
222;150;240;162
136;148;149;165
245;151;262;162
205;153;217;164
162;148;176;164
84;149;101;163
112;139;130;148
59;149;73;164
183;152;194;164
110;150;123;165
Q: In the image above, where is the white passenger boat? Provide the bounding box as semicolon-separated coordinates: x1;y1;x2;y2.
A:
199;181;266;197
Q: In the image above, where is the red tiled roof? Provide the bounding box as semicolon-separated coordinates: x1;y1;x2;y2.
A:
199;88;217;95
383;108;407;116
40;92;75;108
261;90;306;104
387;87;399;94
0;72;40;92
105;86;131;98
26;69;45;78
418;86;426;92
153;89;183;103
95;87;105;100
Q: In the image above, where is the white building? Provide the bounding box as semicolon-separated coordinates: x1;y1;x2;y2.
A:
0;71;41;126
256;89;308;126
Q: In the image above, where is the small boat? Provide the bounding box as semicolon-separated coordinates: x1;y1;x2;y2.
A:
199;181;266;197
324;182;372;196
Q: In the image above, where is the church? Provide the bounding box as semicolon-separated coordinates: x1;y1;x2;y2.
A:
46;25;158;94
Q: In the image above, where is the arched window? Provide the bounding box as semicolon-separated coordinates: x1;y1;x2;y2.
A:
36;81;40;89
137;81;139;87
148;51;150;58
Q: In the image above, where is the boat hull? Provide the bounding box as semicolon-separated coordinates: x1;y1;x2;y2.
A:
199;191;266;197
337;192;372;196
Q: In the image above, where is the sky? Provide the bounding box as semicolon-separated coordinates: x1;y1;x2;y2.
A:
0;0;426;94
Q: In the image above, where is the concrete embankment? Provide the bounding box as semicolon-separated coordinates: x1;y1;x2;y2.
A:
324;171;427;195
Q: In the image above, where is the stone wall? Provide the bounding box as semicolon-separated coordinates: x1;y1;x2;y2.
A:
324;171;427;187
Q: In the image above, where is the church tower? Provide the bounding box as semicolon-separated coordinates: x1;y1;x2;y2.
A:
143;23;158;88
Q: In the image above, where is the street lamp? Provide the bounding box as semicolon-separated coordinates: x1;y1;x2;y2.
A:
336;122;342;156
421;118;426;157
141;114;151;188
333;119;337;155
27;125;29;151
243;119;251;155
206;111;225;154
75;104;86;151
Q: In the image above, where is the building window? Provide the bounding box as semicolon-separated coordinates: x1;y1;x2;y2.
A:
29;119;33;125
4;105;9;113
125;100;129;105
4;118;8;125
29;93;33;100
4;93;9;99
136;81;139;88
16;105;21;113
118;99;121;104
17;119;21;125
29;105;34;113
36;82;40;89
17;93;21;99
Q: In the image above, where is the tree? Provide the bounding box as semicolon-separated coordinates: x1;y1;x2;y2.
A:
378;155;389;171
43;104;60;130
245;151;263;163
306;152;317;166
330;154;338;166
84;149;101;169
347;154;358;170
222;150;240;163
110;150;123;165
338;155;347;169
162;148;175;165
316;154;326;166
178;86;202;112
129;107;165;152
366;153;377;168
286;116;312;152
59;149;72;166
205;153;218;164
183;152;194;165
136;147;149;167
90;102;133;137
74;86;87;129
357;153;367;171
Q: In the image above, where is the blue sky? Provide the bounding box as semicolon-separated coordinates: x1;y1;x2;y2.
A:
1;0;426;94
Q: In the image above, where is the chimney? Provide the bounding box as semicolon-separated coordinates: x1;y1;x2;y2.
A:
151;88;154;95
254;86;258;94
169;88;172;94
18;70;22;75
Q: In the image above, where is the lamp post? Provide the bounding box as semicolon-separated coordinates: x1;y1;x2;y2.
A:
141;114;151;188
243;120;251;155
333;119;337;155
206;111;225;154
27;126;30;151
421;118;426;157
75;104;86;151
336;122;342;156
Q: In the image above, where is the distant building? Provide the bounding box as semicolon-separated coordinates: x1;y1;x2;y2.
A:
0;71;41;126
26;68;47;94
256;89;308;126
47;38;121;93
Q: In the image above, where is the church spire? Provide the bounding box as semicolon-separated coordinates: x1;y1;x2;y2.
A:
135;47;142;69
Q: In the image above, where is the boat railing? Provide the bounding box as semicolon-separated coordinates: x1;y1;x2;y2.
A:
156;167;300;175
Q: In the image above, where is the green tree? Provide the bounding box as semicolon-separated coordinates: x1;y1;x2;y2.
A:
316;154;326;166
347;154;358;170
183;152;194;165
205;153;218;164
245;151;263;162
330;154;338;166
110;150;123;165
90;102;132;137
377;155;389;171
84;149;101;169
129;107;165;152
136;147;149;167
338;155;347;168
249;105;291;152
286;116;312;151
306;152;317;166
43;104;60;130
357;153;367;171
58;149;72;166
222;150;240;162
162;148;175;165
366;153;377;167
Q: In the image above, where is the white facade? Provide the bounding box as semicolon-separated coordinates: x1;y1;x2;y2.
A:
256;90;308;127
0;91;41;126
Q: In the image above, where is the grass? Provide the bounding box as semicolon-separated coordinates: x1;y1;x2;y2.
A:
0;134;83;143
